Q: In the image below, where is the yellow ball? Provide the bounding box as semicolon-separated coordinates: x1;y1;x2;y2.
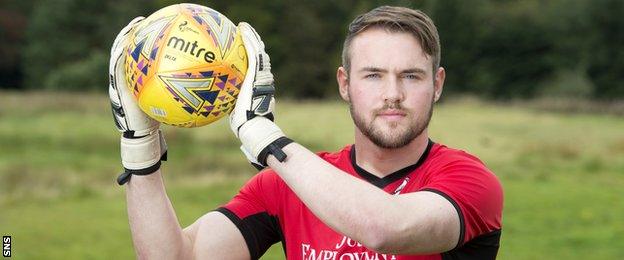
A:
124;4;248;128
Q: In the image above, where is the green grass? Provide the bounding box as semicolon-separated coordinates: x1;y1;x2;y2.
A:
1;92;623;259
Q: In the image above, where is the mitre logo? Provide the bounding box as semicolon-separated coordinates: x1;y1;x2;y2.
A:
166;36;216;63
178;21;199;34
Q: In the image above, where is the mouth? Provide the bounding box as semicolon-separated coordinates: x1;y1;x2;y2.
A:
376;109;407;121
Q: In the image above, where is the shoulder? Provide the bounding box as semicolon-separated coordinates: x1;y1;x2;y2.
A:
422;142;504;243
423;141;503;194
248;168;283;192
423;142;503;206
316;145;353;167
428;143;487;166
426;143;498;181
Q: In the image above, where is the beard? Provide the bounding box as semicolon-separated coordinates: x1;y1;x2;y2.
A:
349;98;434;149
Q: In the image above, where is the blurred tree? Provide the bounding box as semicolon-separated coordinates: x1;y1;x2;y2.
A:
536;0;594;98
585;0;624;99
274;1;340;98
473;1;558;99
0;0;30;89
427;0;490;96
22;0;153;90
5;0;623;100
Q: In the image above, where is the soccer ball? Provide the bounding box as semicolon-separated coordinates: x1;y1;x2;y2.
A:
124;4;248;127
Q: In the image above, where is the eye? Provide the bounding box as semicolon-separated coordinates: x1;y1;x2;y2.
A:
403;74;420;80
364;73;381;79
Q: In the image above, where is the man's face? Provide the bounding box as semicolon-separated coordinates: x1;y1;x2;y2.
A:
337;28;445;149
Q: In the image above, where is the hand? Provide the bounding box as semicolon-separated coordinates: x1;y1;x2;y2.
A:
109;17;167;185
229;22;292;169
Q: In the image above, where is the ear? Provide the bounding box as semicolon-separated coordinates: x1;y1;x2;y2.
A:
337;66;350;102
433;67;445;102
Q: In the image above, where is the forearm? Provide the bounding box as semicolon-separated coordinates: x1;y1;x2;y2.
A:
267;143;402;249
126;170;192;259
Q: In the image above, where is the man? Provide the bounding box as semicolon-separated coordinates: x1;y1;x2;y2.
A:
109;6;503;260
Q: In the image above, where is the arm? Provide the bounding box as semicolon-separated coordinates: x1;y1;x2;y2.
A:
267;143;460;255
126;171;249;259
110;18;249;259
125;171;192;259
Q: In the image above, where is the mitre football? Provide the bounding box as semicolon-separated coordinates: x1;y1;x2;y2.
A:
124;3;248;127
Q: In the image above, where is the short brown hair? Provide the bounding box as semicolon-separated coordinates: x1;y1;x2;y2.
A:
341;6;441;75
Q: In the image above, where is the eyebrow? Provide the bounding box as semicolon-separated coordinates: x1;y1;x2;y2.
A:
358;67;427;74
401;68;427;75
359;67;387;73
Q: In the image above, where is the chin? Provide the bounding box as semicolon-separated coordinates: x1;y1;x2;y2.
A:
372;136;415;149
369;127;416;149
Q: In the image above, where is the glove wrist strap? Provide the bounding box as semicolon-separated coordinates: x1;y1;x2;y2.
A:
117;152;167;185
117;130;167;185
257;136;293;166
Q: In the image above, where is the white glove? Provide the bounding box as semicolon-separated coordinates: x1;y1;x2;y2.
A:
109;17;167;185
229;22;292;169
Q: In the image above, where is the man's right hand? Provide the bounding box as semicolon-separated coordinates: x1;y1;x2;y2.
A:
108;17;167;185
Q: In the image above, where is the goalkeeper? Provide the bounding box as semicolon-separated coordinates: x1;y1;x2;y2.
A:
109;6;503;260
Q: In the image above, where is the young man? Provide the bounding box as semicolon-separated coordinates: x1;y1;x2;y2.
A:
109;6;503;260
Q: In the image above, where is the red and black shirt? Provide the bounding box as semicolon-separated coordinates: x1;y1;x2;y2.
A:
217;140;503;259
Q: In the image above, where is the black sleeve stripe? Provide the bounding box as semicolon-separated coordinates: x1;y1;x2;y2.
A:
215;207;283;260
441;229;501;260
421;188;465;250
215;207;260;259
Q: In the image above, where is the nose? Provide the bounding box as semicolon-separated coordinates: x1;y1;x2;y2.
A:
382;77;404;103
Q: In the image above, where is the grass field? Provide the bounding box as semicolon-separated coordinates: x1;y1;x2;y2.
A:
1;91;623;259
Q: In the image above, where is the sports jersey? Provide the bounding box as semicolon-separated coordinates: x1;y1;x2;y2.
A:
217;140;503;259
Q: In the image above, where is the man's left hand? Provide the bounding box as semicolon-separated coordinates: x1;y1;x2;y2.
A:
229;22;292;169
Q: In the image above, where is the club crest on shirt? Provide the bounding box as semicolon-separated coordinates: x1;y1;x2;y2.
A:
393;177;410;195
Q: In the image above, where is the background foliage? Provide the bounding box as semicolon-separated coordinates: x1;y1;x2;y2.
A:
1;0;623;99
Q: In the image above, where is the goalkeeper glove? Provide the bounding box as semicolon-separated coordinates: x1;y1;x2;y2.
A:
108;17;167;185
229;22;292;170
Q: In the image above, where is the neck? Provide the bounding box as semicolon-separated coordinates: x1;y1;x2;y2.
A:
354;129;430;178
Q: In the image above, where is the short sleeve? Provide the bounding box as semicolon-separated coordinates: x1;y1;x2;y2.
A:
420;153;503;248
216;170;285;260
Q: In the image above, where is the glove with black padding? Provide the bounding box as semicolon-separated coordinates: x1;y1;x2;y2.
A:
229;22;292;170
109;17;167;185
